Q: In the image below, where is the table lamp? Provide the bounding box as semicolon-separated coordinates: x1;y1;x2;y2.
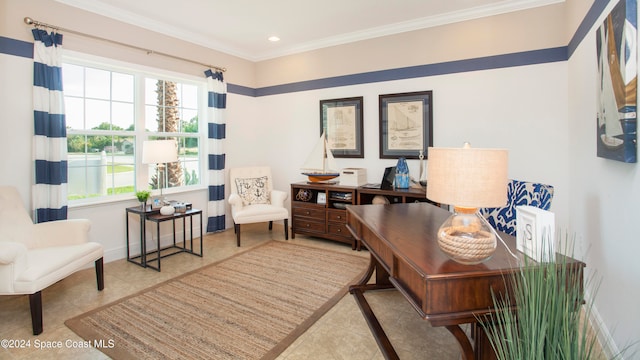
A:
426;143;508;264
142;139;178;203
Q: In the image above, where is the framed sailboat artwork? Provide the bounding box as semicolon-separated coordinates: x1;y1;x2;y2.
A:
596;0;637;163
320;97;364;158
379;91;433;159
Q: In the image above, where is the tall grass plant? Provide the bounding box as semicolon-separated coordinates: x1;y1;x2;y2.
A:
479;235;618;359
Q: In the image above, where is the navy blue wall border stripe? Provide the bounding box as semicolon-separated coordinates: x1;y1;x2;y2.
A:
254;47;568;97
568;0;610;58
227;83;256;97
0;36;33;58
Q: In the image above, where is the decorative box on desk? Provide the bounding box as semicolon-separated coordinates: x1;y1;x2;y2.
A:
291;182;357;248
339;168;367;187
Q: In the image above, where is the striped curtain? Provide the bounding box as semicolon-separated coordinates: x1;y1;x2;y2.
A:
32;28;67;222
205;70;226;232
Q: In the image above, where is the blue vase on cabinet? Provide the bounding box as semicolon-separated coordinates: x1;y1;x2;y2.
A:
395;157;410;189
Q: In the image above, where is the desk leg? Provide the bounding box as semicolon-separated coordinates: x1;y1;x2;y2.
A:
351;253;393;290
445;325;475;360
473;323;498;360
351;288;399;360
349;254;398;360
444;323;496;360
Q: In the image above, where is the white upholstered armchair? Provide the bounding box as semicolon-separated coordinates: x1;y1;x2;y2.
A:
228;167;289;246
0;186;104;335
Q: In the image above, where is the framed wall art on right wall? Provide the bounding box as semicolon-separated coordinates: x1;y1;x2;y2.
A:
596;0;637;163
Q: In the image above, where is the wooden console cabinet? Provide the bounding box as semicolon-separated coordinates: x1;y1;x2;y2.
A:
291;182;357;247
357;186;429;205
291;183;436;249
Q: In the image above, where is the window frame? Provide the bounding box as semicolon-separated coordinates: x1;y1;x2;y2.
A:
62;51;208;207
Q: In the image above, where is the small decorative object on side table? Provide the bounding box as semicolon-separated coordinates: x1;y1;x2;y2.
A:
174;202;188;213
135;190;151;210
160;203;175;215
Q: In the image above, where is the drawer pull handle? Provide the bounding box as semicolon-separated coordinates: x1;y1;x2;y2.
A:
337;229;341;232
305;211;310;215
306;224;310;227
336;215;341;219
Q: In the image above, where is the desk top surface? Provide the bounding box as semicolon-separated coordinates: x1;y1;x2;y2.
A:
347;202;543;276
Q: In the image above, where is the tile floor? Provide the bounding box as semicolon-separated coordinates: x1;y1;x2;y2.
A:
0;223;463;359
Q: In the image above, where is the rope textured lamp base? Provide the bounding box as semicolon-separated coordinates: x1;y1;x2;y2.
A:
438;227;496;264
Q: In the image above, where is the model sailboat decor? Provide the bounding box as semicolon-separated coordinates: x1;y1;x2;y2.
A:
301;132;340;182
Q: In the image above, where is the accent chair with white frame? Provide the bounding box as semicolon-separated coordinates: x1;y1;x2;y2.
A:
228;167;289;247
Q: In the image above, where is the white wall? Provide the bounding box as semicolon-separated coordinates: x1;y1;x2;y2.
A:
0;53;34;206
228;63;569;227
567;1;640;353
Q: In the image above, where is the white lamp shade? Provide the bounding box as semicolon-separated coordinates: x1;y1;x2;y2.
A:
142;140;178;164
427;144;508;208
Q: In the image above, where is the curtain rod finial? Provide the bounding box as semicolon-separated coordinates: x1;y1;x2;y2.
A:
24;17;34;25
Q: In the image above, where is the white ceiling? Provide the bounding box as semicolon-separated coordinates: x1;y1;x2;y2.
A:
56;0;562;61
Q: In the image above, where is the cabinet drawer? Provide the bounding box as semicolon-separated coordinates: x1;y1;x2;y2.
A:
327;209;347;223
328;223;351;238
293;218;325;233
293;206;325;220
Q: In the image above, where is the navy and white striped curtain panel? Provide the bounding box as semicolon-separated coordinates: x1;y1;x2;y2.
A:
32;28;68;223
205;69;227;232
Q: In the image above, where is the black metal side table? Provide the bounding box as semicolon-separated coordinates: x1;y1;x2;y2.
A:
125;205;203;271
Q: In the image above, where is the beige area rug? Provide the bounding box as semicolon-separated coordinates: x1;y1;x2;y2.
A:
66;241;369;360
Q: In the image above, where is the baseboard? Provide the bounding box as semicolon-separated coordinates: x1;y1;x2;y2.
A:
588;299;624;359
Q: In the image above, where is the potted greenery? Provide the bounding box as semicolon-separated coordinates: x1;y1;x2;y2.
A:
135;190;151;210
478;235;627;359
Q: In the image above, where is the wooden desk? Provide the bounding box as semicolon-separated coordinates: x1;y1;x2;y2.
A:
346;203;583;360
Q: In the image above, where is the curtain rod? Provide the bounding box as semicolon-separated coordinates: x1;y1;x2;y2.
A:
24;17;227;73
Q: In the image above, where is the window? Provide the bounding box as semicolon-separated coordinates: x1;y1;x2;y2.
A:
63;58;205;203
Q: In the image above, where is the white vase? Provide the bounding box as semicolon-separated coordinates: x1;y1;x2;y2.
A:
160;205;175;215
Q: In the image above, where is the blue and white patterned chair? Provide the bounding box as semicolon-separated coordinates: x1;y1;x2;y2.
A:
479;179;554;237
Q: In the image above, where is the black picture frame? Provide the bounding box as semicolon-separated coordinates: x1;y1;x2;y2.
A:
320;97;364;158
379;91;433;159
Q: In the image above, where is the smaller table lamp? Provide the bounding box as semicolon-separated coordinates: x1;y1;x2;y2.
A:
142;139;178;202
427;143;508;264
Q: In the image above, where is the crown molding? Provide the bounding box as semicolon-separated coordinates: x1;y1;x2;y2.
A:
55;0;563;62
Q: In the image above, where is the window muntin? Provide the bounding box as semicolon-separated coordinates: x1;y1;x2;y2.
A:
63;60;204;203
